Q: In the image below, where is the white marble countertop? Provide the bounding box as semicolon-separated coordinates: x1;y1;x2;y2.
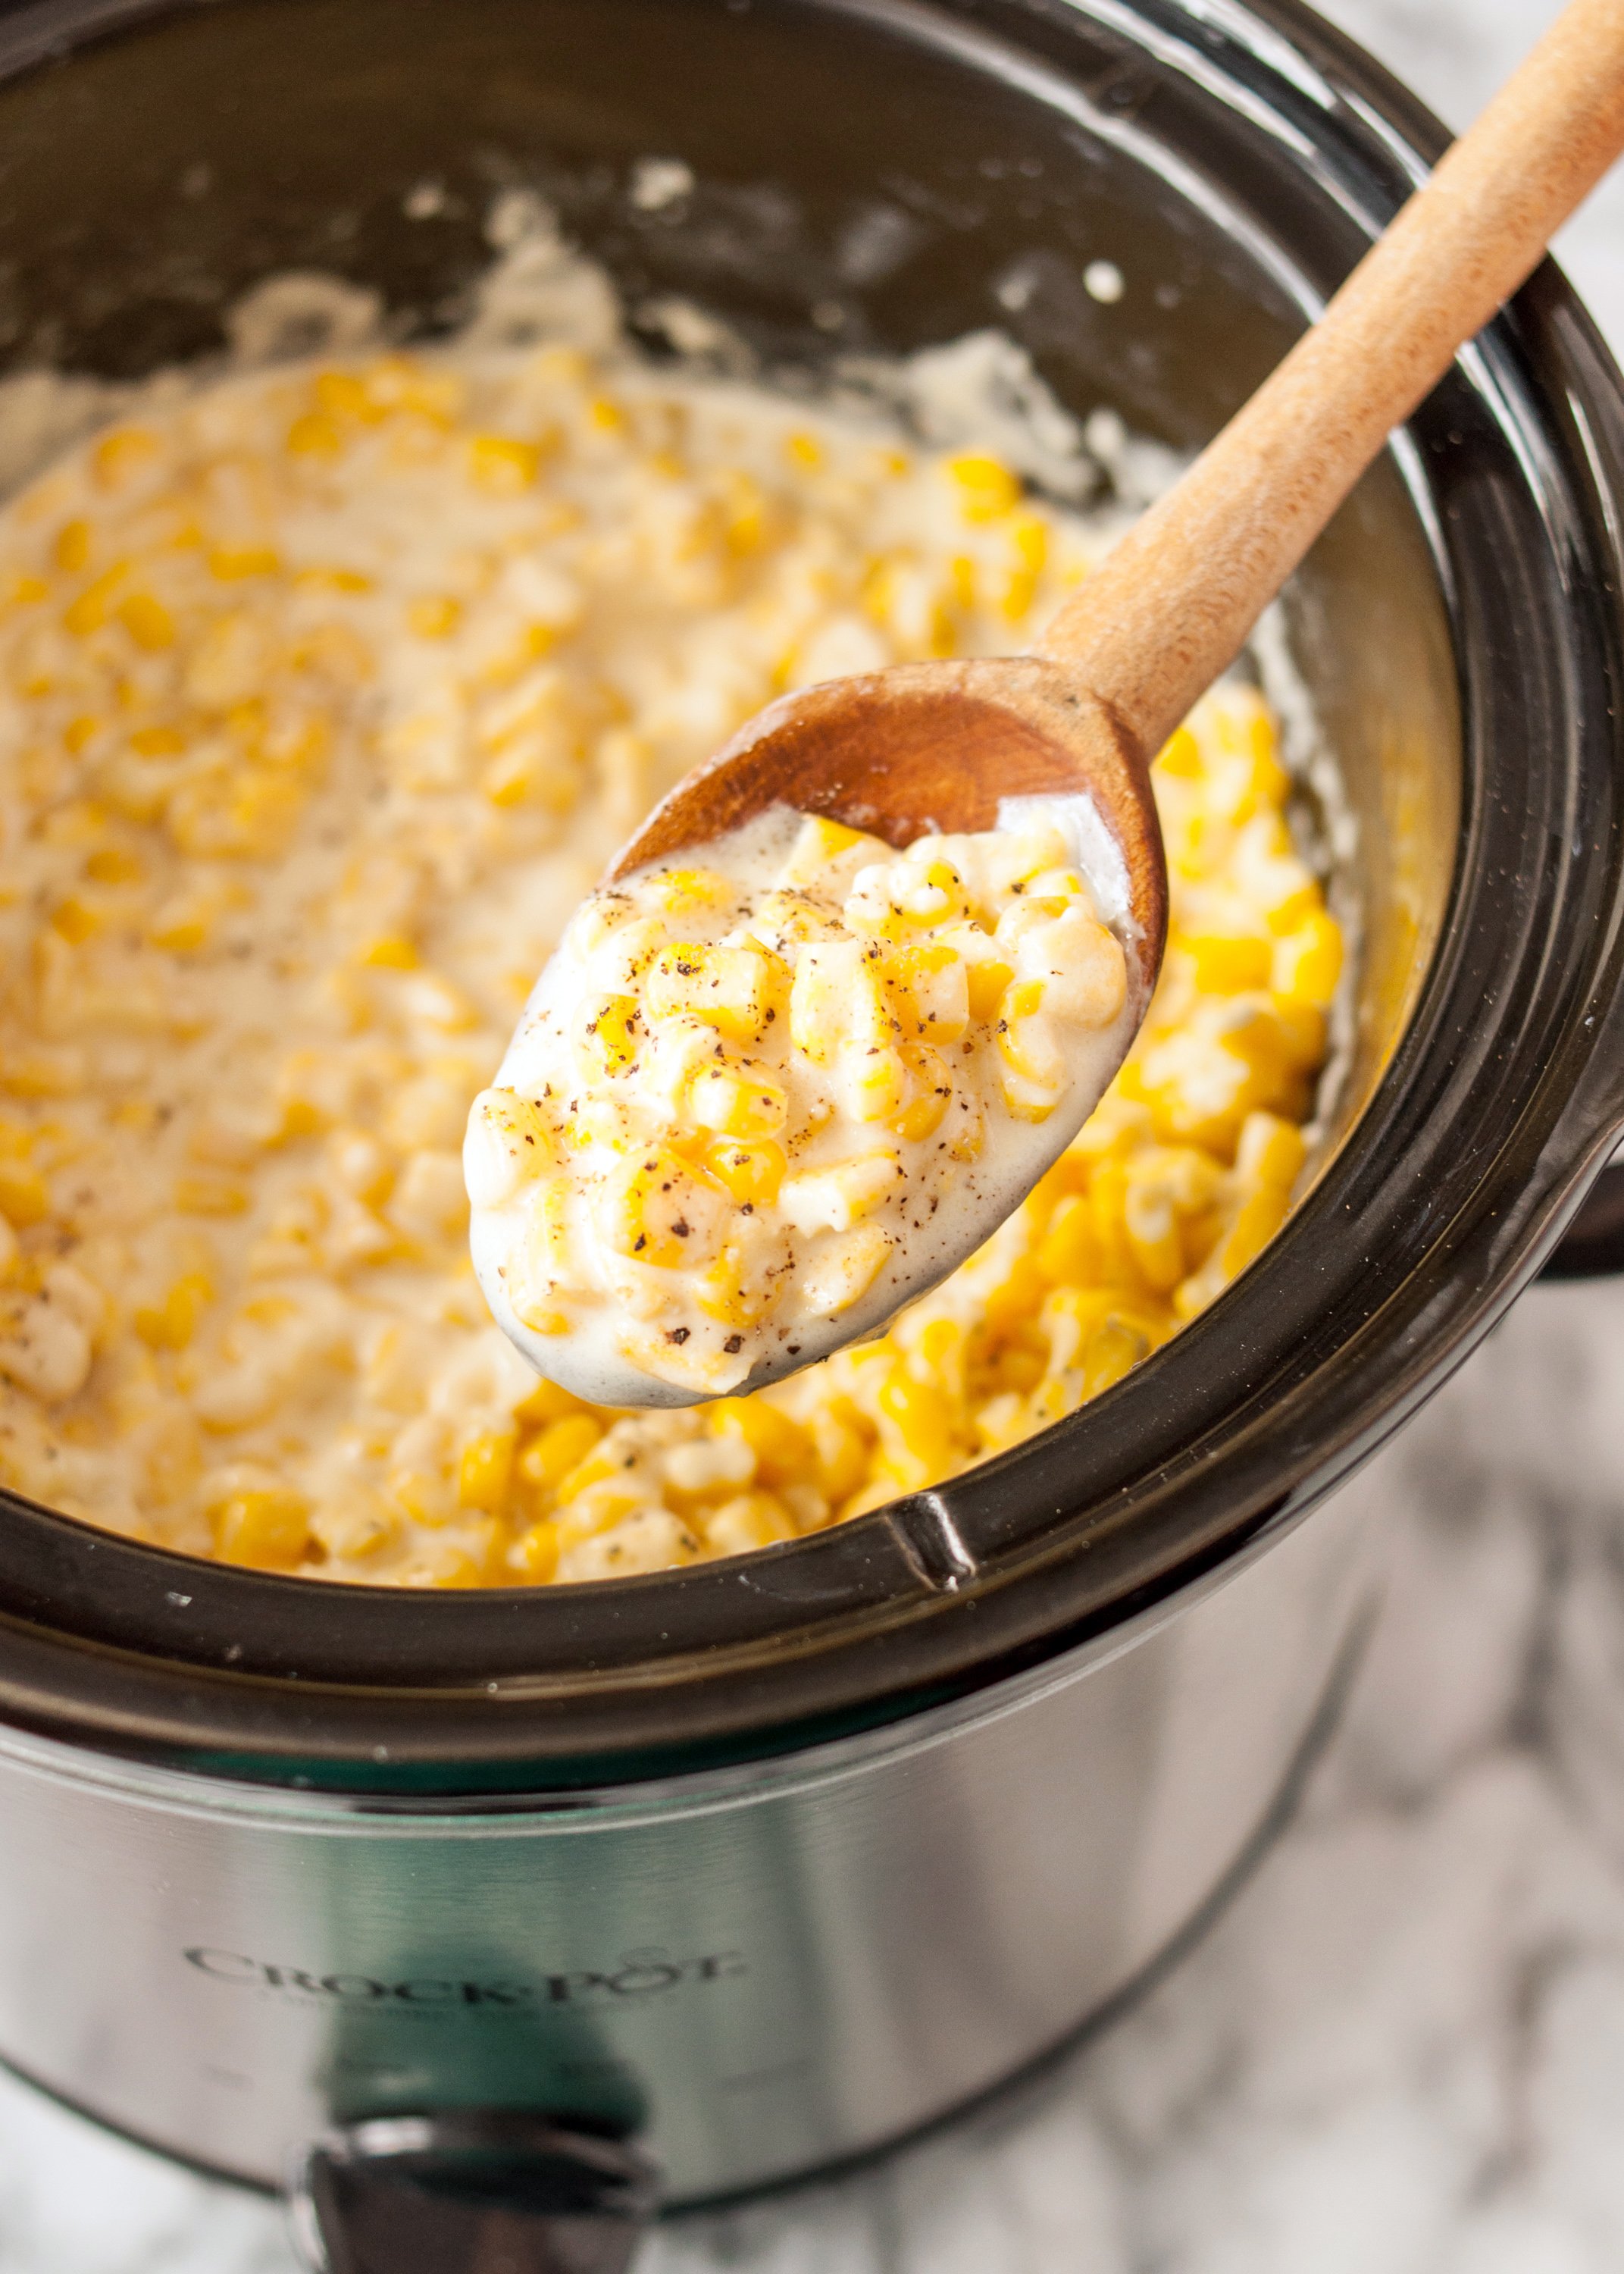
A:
5;3;1624;2268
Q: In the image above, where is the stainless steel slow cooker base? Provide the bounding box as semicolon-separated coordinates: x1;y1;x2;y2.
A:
0;1488;1372;2206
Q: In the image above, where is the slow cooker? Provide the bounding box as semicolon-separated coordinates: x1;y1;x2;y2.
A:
1;1;1622;2267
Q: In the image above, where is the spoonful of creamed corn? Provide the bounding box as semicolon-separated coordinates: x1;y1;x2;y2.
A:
469;0;1624;1406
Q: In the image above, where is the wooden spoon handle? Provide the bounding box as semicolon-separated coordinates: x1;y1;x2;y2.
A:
1036;0;1624;757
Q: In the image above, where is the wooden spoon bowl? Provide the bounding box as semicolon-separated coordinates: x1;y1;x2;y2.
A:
609;654;1169;1013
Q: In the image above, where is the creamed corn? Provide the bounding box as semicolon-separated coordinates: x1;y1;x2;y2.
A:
0;341;1341;1584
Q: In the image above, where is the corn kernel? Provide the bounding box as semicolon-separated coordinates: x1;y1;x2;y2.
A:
458;1428;516;1513
133;1271;214;1352
1273;910;1343;1007
518;1414;604;1496
468;434;543;493
408;594;462;638
211;1486;311;1570
358;932;419;969
513;1518;562;1581
646;941;784;1043
288;412;343;458
946;452;1021;521
209;545;281;581
49;897;102;945
703;1136;787;1207
601;1146;728;1270
0;1162;49;1226
64;564;127;636
55;517;92;572
687;1064;787;1140
799;1223;890;1317
576;993;642;1078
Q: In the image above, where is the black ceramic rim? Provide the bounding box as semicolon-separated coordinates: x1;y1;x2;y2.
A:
2;0;1623;1794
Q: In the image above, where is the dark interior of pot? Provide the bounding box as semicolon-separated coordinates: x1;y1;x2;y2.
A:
0;0;1460;1174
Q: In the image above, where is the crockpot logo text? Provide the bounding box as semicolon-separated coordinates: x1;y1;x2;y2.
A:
183;1947;746;2006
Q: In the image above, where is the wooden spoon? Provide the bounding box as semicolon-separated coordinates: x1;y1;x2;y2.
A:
488;0;1624;1408
615;0;1624;976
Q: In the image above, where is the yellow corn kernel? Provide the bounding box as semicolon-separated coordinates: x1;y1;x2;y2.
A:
877;1366;959;1486
996;979;1065;1089
64;563;127;636
709;1399;813;1489
465;1089;554;1213
314;370;381;421
0;1046;86;1098
1273;910;1343;1008
702;1136;787;1207
687;1064;787;1140
468;434;543;492
131;723;186;757
148;889;221;953
1156;725;1203;778
577;992;642;1078
167;768;305;861
588;396;625;433
965;952;1015;1023
1235;1110;1307;1192
809;1405;870;1504
518;1414;604;1499
656;868;736;918
882;941;969;1042
1036;1191;1100;1285
777;815;885;888
790;940;884;1063
889;1045;953;1143
646;941;784;1044
0;1162;49;1226
458;1428;516;1514
1181;933;1272;993
512;1377;592;1431
211;1487;311;1571
92;427;161;489
209;545;281;581
1009;510;1050;572
1000;568;1038;622
799;1222;890;1317
1122;1181;1185;1293
408;594;462;639
946;452;1021;522
117;592;176;650
294;566;374;597
829;1037;903;1124
785;430;825;471
174;1173;251;1216
55;517;92;572
513;1518;561;1581
1083;1316;1150;1399
704;1491;798;1558
49;897;102;945
358;932;419;969
64;714;102;755
601;1146;726;1270
84;846;142;884
133;1271;213;1352
553;1439;627;1505
288;412;343;457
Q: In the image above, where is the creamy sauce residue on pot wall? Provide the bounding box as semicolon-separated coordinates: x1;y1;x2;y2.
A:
0;241;1344;1584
